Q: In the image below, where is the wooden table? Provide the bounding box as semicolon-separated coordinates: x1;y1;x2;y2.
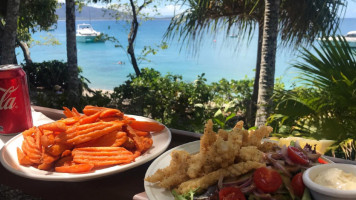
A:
0;106;201;200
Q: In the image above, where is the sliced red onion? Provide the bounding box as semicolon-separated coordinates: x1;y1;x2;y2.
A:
266;154;291;177
218;175;224;189
284;165;301;173
223;175;251;187
253;190;277;200
281;145;295;165
306;152;321;161
238;176;253;188
240;184;256;194
271;152;284;160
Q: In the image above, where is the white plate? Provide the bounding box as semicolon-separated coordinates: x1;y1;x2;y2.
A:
0;115;171;182
144;140;334;200
144;140;200;200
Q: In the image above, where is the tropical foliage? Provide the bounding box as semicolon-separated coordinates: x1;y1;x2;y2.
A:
268;36;356;159
25;63;255;132
23;60;110;109
164;0;346;126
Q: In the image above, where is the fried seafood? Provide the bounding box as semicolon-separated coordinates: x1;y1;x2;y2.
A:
177;161;265;194
238;146;264;162
145;120;273;194
145;150;191;189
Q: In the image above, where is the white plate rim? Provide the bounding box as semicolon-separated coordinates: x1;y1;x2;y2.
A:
144;140;200;200
144;139;334;200
0;114;171;182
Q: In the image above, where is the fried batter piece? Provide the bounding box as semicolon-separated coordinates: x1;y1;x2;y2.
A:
187;121;243;178
238;146;264;162
177;161;265;194
242;125;273;147
145;150;191;189
145;120;273;194
258;140;279;152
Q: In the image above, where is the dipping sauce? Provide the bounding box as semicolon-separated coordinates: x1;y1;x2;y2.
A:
313;168;356;190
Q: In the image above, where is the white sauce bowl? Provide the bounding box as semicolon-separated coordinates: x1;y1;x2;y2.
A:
303;163;356;200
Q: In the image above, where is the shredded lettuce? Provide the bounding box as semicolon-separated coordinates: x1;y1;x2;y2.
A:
280;174;296;200
172;188;198;200
301;187;312;200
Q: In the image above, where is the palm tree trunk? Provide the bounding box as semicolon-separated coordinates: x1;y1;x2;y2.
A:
255;0;280;127
65;0;81;104
0;0;20;65
248;21;264;127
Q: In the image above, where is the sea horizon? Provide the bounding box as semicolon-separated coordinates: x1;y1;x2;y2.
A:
16;18;356;90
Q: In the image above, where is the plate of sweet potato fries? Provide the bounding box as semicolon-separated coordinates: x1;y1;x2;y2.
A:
0;105;171;181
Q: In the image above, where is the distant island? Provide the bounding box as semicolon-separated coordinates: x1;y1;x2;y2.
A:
56;3;126;20
56;4;172;20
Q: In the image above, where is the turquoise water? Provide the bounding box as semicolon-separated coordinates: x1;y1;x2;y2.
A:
16;18;356;90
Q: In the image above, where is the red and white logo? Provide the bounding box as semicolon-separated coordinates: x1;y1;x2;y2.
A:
0;86;18;110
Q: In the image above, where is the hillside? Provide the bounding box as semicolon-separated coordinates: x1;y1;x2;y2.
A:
56;4;127;20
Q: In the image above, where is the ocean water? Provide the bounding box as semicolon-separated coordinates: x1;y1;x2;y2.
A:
16;18;356;90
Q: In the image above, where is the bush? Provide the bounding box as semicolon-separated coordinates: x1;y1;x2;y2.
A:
109;68;254;132
23;60;110;110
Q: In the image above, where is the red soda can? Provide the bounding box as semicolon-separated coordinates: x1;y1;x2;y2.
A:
0;64;33;135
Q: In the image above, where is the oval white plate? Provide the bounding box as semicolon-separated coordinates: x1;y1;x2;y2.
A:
0;115;171;182
144;140;200;200
144;140;334;200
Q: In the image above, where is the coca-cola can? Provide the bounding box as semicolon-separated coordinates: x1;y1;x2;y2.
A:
0;64;33;135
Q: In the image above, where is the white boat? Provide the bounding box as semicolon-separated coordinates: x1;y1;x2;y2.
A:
344;31;356;47
76;24;102;43
319;31;356;48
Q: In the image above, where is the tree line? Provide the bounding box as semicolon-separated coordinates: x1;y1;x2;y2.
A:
0;0;347;128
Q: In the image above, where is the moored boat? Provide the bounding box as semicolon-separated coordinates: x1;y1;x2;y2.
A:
76;24;103;43
318;31;356;48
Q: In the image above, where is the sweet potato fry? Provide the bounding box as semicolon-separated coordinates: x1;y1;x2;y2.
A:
38;162;53;170
63;107;73;118
76;131;127;148
61;150;72;157
99;117;121;122
141;136;153;152
134;129;149;137
72;147;134;167
18;105;160;174
83;105;106;116
112;131;128;147
39;122;66;132
60;117;79;126
126;125;145;153
46;143;72;157
79;111;100;125
55;163;94;173
17;147;33;166
22;127;36;137
22;136;41;164
129;121;165;132
66;122;123;145
55;156;73;167
100;108;123;118
71;107;81;118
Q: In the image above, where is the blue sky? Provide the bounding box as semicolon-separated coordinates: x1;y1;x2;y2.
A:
346;1;356;18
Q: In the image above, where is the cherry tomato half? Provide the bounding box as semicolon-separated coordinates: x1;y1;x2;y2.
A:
253;167;282;193
291;172;305;198
287;146;309;165
219;187;246;200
